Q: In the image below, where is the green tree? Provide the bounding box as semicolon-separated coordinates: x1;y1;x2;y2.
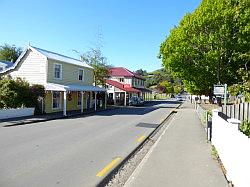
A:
159;0;250;95
237;68;250;101
0;44;22;62
80;48;109;86
145;68;174;88
135;69;148;76
173;84;183;94
158;80;173;94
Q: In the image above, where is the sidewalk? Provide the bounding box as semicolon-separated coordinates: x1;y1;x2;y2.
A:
126;102;229;187
0;107;114;127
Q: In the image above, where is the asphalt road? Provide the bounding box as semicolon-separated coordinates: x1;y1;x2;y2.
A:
0;100;179;187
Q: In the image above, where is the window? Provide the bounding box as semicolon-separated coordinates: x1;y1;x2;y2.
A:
77;92;82;106
119;78;124;82
52;91;61;109
78;69;84;81
54;63;62;79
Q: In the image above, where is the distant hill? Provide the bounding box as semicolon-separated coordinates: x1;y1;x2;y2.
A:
135;68;183;93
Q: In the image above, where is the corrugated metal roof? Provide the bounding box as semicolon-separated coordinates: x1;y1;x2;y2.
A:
30;46;93;69
0;60;12;66
0;61;13;72
45;83;106;92
109;67;145;80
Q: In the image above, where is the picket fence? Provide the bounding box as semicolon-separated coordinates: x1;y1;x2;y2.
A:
221;103;250;122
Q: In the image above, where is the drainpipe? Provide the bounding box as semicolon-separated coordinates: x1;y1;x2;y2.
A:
81;91;84;113
95;92;97;111
104;92;107;109
124;92;127;106
63;91;67;116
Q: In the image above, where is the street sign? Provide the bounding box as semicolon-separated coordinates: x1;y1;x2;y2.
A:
213;84;228;106
213;85;225;95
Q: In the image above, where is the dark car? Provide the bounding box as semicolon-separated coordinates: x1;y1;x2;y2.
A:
129;96;144;106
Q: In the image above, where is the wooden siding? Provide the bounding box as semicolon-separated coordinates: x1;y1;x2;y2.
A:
10;49;47;85
44;91;63;113
47;59;94;85
124;77;132;86
132;77;145;88
66;92;87;111
110;77;132;87
44;91;87;113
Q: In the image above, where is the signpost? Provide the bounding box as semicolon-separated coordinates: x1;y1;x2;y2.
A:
213;84;227;106
213;85;225;95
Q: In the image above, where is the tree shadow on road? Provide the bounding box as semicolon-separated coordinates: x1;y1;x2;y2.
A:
136;123;159;128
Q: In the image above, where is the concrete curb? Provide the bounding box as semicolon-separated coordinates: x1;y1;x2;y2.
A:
96;102;182;187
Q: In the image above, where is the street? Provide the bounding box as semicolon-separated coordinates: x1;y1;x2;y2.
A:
0;100;179;187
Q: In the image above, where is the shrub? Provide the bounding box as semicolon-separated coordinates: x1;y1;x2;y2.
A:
240;121;250;138
0;78;28;108
0;77;45;113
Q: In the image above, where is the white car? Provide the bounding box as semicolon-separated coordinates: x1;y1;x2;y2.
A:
176;96;185;101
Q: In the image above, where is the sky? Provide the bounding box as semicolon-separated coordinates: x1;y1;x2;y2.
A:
0;0;201;72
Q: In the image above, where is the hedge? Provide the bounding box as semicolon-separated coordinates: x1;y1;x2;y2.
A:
0;77;45;114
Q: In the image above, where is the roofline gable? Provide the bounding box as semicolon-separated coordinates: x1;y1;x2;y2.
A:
0;45;94;75
109;67;146;80
30;46;93;69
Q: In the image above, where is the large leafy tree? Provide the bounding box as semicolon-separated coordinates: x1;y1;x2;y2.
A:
228;68;250;101
80;48;109;86
0;44;22;62
159;0;250;95
145;68;174;88
135;69;148;76
157;80;173;94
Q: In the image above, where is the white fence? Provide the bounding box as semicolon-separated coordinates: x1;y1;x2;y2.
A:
212;110;250;187
195;104;211;125
221;103;250;122
0;108;35;120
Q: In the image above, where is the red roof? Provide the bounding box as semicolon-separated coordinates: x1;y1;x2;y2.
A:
106;79;140;93
109;67;145;80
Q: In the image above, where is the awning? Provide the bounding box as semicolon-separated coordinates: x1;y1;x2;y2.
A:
45;83;106;92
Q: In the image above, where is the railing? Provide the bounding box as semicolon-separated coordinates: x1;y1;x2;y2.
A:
221;103;250;122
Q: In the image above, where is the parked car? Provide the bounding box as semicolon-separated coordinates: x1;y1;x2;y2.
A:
176;96;183;101
129;96;144;106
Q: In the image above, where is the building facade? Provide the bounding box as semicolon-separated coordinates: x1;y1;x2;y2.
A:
1;45;106;115
106;67;151;106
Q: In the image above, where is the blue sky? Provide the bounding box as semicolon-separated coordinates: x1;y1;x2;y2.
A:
0;0;201;72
